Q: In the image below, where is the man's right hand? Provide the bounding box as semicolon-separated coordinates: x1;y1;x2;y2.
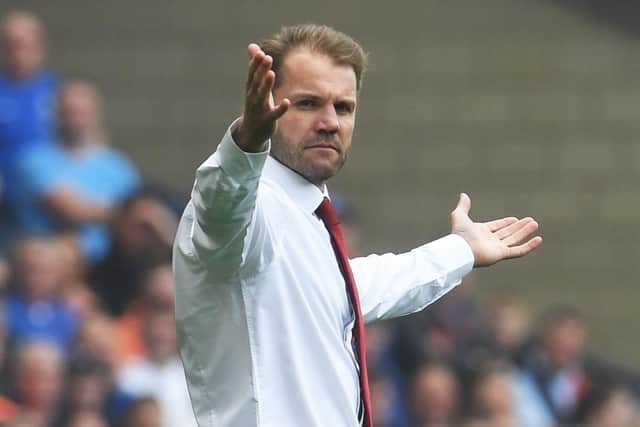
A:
233;43;290;153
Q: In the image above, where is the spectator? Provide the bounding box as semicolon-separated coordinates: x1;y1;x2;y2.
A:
13;80;140;262
453;295;533;387
4;237;78;351
116;310;197;427
60;354;111;419
513;305;591;427
47;237;102;325
56;351;132;427
113;262;175;367
464;362;519;427
488;296;531;361
0;11;58;229
90;188;176;316
408;361;460;427
7;341;64;427
74;314;115;367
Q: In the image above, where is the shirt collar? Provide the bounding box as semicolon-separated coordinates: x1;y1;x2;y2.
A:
262;155;328;214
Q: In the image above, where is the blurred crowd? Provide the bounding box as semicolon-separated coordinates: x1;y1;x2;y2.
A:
0;10;194;427
0;9;639;427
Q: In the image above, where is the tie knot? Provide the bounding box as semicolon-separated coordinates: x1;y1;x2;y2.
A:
315;197;340;227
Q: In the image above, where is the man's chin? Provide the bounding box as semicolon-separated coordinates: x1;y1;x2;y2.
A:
298;160;343;185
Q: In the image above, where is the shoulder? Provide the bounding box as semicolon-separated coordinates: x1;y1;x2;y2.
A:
91;146;140;184
20;142;63;168
32;71;59;90
24;141;60;157
98;146;137;171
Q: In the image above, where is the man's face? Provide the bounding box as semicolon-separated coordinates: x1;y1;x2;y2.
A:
1;15;44;79
17;240;61;300
543;318;587;368
271;48;357;186
18;346;63;410
57;84;100;144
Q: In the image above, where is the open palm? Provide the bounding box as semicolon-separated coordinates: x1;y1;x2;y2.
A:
450;193;542;267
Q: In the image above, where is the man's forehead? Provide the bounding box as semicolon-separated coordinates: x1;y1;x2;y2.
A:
2;15;42;37
277;48;357;97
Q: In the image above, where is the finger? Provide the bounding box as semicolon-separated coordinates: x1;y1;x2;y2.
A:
247;43;262;59
246;54;262;90
494;217;533;240
245;44;264;88
451;192;471;217
256;69;275;106
251;55;273;96
247;53;271;95
486;217;518;232
504;236;543;259
502;220;539;246
269;98;290;120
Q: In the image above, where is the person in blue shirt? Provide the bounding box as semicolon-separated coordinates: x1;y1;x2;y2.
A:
14;80;140;262
0;11;58;209
4;237;78;352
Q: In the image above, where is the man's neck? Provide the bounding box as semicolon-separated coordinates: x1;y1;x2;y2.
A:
268;153;326;190
1;66;39;82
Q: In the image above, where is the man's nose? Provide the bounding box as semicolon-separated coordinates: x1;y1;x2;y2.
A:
314;105;339;133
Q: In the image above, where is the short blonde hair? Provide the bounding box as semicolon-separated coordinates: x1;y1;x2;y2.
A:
259;24;368;91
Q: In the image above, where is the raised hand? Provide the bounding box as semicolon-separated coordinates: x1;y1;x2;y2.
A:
232;43;290;152
450;193;542;267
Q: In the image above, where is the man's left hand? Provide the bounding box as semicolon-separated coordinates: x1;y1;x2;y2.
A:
450;193;542;267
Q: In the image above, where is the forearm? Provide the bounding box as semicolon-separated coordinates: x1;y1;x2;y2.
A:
45;189;113;223
351;234;474;323
189;120;269;259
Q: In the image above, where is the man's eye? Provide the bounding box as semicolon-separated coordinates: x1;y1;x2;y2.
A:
297;99;316;108
335;103;353;114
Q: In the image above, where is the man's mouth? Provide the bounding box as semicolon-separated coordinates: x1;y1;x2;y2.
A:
306;142;340;153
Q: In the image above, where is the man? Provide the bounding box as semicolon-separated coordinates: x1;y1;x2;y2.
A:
4;237;78;351
117;310;198;427
0;11;58;247
91;188;177;316
408;362;460;427
173;24;542;427
13;80;140;262
513;306;590;427
9;340;64;427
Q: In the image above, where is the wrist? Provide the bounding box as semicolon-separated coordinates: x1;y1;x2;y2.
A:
232;118;268;153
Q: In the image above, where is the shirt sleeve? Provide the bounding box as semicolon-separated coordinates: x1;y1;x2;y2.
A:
350;234;475;323
186;120;270;276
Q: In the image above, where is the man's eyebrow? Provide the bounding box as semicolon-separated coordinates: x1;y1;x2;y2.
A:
289;92;356;104
336;99;356;107
289;93;322;101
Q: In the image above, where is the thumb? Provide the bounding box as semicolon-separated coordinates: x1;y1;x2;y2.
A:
451;192;471;218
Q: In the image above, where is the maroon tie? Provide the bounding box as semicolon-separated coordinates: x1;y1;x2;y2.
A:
315;197;372;427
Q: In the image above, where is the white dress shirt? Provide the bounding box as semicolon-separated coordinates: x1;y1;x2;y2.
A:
172;122;475;427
